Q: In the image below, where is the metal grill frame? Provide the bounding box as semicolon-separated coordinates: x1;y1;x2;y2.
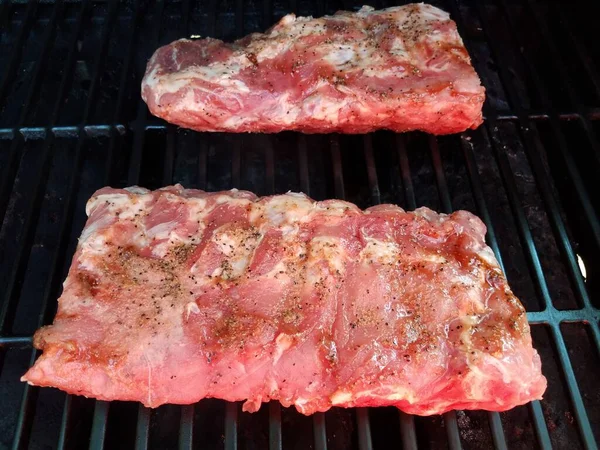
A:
1;1;599;449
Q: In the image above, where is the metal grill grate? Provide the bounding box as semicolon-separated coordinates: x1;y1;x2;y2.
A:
1;1;599;449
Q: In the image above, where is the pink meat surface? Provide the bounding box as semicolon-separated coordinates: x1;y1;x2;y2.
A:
141;4;485;134
22;185;545;415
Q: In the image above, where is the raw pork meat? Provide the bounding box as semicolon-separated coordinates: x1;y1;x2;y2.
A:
141;4;485;134
23;185;545;415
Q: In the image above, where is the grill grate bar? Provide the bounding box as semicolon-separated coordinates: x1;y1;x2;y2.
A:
312;412;328;450
179;405;194;450
198;135;208;190
74;1;121;129
86;2;128;447
330;136;345;199
265;140;280;450
398;412;417;450
296;136;328;449
128;0;165;186
356;408;373;450
135;407;151;450
128;104;152;185
3;107;600;140
396;135;416;210
366;135;420;449
269;402;283;450
89;402;110;450
355;137;388;450
529;401;553;450
549;324;598;449
232;142;242;186
480;0;600;305
165;126;176;184
524;0;600;163
481;122;553;294
459;135;504;270
265;139;276;194
165;126;194;450
428;136;464;450
589;323;600;360
459;135;516;449
428;136;452;213
0;336;32;346
487;411;508;450
225;402;238;450
104;0;145;186
443;413;462;450
165;131;193;450
57;395;73;450
129;2;167;448
363;135;381;205
526;309;600;324
10;350;39;450
297;135;310;195
48;1;92;126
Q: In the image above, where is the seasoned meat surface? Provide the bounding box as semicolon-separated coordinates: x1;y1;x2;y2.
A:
22;185;545;415
141;4;485;134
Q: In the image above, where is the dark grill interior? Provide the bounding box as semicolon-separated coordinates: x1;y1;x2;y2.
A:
1;0;599;449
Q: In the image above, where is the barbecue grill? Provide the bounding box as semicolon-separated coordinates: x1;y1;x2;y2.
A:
1;0;599;449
